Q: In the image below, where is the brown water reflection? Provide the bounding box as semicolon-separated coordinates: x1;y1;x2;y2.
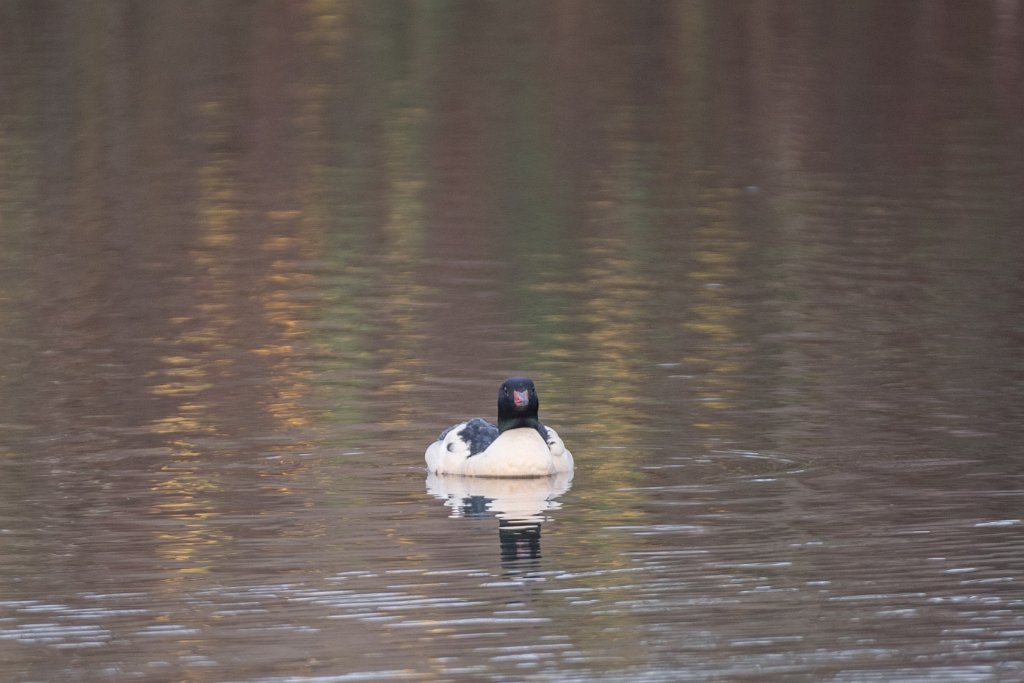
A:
1;2;1023;681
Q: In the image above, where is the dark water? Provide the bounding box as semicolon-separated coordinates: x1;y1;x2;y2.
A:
2;2;1023;681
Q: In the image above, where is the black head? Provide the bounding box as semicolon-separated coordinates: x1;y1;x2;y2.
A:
497;376;541;432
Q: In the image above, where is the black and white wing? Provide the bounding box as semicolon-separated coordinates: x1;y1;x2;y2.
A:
439;417;498;458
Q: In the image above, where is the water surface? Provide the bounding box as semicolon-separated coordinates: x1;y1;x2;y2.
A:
1;2;1023;681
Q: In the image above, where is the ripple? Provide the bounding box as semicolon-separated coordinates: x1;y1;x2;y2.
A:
241;671;426;683
136;624;202;637
974;519;1021;528
0;622;112;648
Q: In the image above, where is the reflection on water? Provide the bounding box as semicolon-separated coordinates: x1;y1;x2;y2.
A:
426;471;573;525
426;472;574;562
1;2;1023;681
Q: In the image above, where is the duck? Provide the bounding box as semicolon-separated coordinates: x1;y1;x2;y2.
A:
424;377;574;477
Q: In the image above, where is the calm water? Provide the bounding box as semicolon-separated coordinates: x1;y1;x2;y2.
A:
2;2;1023;681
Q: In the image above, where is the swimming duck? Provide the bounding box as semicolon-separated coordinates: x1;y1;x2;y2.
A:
424;377;574;477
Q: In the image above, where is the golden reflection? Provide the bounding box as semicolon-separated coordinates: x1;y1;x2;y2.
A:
368;77;430;428
148;382;214;397
138;7;342;579
252;236;319;431
197;159;241;249
149;448;229;574
148;354;213;398
304;0;348;60
683;182;748;446
578;237;652;450
148;413;212;435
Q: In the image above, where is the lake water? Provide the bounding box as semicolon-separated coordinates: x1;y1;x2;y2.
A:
1;3;1023;681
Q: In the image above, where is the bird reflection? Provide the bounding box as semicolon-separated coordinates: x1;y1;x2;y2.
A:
425;471;573;562
498;519;542;561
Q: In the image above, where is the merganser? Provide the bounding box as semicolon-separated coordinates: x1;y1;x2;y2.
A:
424;377;574;477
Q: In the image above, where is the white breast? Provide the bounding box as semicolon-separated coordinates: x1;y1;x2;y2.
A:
426;427;574;477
